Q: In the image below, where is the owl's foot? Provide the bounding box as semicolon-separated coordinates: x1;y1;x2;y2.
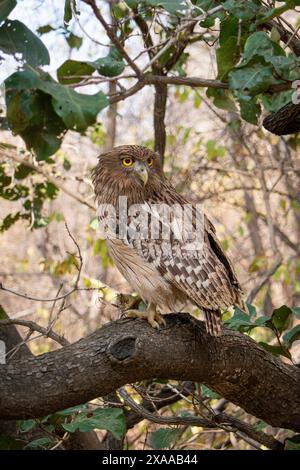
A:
126;303;166;329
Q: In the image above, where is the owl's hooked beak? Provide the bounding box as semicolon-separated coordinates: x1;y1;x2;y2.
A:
133;161;148;186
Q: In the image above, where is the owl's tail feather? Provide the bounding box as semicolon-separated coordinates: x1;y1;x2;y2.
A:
204;309;222;336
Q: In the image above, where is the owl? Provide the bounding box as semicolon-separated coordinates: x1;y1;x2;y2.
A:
93;145;243;336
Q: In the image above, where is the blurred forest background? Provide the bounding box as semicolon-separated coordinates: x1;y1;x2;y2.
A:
0;0;300;451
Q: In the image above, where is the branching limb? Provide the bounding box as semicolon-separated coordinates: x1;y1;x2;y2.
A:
0;314;299;436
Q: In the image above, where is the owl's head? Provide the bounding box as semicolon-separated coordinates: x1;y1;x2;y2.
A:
93;145;164;203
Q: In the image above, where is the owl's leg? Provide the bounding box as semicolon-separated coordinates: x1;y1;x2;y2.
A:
126;303;166;329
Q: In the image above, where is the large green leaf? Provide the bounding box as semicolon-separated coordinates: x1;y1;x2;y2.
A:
5;85;65;160
46;83;108;131
57;60;94;85
0;0;17;21
271;305;292;333
149;428;182;449
62;408;126;440
229;65;280;94
241;32;285;67
261;90;293;113
0;20;50;67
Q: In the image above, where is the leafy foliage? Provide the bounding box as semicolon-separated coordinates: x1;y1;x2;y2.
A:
224;304;299;359
4;70;108;159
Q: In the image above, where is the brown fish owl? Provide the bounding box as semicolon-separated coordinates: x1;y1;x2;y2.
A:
93;145;243;335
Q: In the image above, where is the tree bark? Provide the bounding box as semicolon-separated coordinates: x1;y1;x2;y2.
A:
1;314;299;431
154;83;168;163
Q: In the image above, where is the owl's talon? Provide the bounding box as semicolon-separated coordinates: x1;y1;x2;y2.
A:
126;309;148;320
126;303;165;329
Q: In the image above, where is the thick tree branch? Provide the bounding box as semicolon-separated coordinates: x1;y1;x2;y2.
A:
143;75;292;93
0;314;299;434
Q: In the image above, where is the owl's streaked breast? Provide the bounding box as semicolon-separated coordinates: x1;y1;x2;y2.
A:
106;238;185;312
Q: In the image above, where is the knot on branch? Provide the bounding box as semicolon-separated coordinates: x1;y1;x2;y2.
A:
107;336;139;364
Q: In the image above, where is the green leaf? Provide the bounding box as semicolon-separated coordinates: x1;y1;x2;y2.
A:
216;36;240;79
66;32;83;49
18;419;36;432
15;164;35;180
224;305;254;331
261;90;293;113
37;24;55;35
285;434;300;450
256;3;293;25
271;305;292;333
247;303;256;317
241;32;285;66
57;60;95;85
47;83;108;131
24;437;53;449
254;420;268;432
56;404;88;416
206;88;237;112
267;55;300;80
238;94;261;124
0;212;23;231
283;325;300;347
0;0;17;21
143;0;187;15
201;384;220;399
229;64;280;94
149;428;182;449
258;342;290;359
222;0;260;19
90;47;125;77
125;0;138;8
254;315;271;327
62;408;126;440
206;139;226;160
0;20;50;67
5;82;65;160
64;0;72;26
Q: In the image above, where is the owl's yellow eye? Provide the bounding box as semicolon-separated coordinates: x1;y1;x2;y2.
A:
122;157;134;167
147;157;153;167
